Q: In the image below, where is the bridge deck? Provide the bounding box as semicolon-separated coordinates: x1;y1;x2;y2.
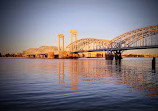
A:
72;45;158;53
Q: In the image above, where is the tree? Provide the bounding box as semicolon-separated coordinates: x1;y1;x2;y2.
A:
5;53;10;57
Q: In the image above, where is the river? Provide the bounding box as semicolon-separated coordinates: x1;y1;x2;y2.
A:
0;58;158;111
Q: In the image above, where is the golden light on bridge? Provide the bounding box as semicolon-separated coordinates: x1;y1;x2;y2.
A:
24;25;158;59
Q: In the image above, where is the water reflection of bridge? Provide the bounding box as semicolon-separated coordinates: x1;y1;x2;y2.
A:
58;59;158;96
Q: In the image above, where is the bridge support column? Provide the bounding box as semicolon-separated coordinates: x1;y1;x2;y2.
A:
105;51;114;60
58;34;65;59
58;34;64;51
48;52;55;59
70;30;78;51
36;54;40;58
30;55;35;58
72;53;79;59
40;55;45;59
59;51;66;59
115;50;122;60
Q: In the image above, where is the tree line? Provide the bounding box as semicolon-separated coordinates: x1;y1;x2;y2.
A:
0;53;23;57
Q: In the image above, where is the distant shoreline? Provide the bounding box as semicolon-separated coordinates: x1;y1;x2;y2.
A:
0;57;156;59
0;57;26;59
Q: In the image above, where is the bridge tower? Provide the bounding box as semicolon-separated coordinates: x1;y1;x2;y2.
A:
58;34;66;59
70;30;78;43
70;30;78;51
58;34;64;51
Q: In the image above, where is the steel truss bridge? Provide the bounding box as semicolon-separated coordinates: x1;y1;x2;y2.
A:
66;25;158;54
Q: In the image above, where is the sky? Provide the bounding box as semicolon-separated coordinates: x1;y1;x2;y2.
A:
0;0;158;54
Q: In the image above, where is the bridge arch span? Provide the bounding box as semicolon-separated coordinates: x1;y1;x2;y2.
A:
66;38;110;52
65;25;158;53
109;25;158;49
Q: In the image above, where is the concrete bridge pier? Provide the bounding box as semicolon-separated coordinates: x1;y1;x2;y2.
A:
29;55;35;58
36;54;40;58
105;51;114;60
59;51;67;59
40;54;45;59
115;50;122;60
48;52;55;59
72;53;79;59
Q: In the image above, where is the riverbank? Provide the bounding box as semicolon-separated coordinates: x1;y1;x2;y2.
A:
0;56;157;59
0;57;26;59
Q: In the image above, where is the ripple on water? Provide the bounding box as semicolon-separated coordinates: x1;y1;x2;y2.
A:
0;58;158;111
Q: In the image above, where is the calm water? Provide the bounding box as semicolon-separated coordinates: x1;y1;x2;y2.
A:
0;58;158;111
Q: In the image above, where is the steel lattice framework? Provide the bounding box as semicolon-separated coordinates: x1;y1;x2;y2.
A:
66;25;158;52
66;38;110;52
109;25;158;49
